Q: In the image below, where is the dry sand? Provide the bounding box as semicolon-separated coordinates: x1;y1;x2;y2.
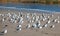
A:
0;9;60;36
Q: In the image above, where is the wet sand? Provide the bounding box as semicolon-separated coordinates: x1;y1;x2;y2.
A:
0;9;60;36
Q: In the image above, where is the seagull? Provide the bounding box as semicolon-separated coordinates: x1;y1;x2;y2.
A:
36;16;40;21
54;19;58;23
40;15;43;19
31;20;34;23
20;17;23;22
10;19;15;23
19;12;21;17
1;29;8;34
2;18;6;22
32;24;37;28
7;13;11;17
17;24;21;28
44;24;48;27
51;14;54;17
18;17;24;24
1;14;4;17
38;21;41;24
32;16;36;22
16;28;21;31
2;18;4;22
47;20;51;24
26;24;31;29
42;13;44;18
50;25;55;29
32;22;41;28
39;26;42;29
3;25;8;28
16;25;22;31
27;20;32;23
26;13;30;20
32;16;36;20
43;24;48;28
4;29;7;34
19;28;21;31
14;20;17;23
42;18;46;21
57;20;60;23
36;22;41;28
50;14;54;18
18;20;24;24
47;16;50;18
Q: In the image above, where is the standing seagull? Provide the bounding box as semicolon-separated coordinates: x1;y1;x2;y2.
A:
39;26;43;29
7;13;11;17
57;20;60;23
17;24;21;28
26;24;31;29
42;24;48;28
2;18;5;22
1;29;8;34
50;25;55;29
4;29;7;34
47;20;51;24
16;25;22;31
54;19;58;23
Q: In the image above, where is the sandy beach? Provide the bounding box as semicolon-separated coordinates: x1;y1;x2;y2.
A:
0;9;60;36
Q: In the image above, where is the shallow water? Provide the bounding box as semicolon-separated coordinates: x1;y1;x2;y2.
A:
0;3;60;12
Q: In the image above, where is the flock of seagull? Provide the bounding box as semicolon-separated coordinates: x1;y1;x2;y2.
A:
0;12;60;34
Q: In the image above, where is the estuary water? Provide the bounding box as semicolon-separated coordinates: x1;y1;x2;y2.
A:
0;3;60;12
